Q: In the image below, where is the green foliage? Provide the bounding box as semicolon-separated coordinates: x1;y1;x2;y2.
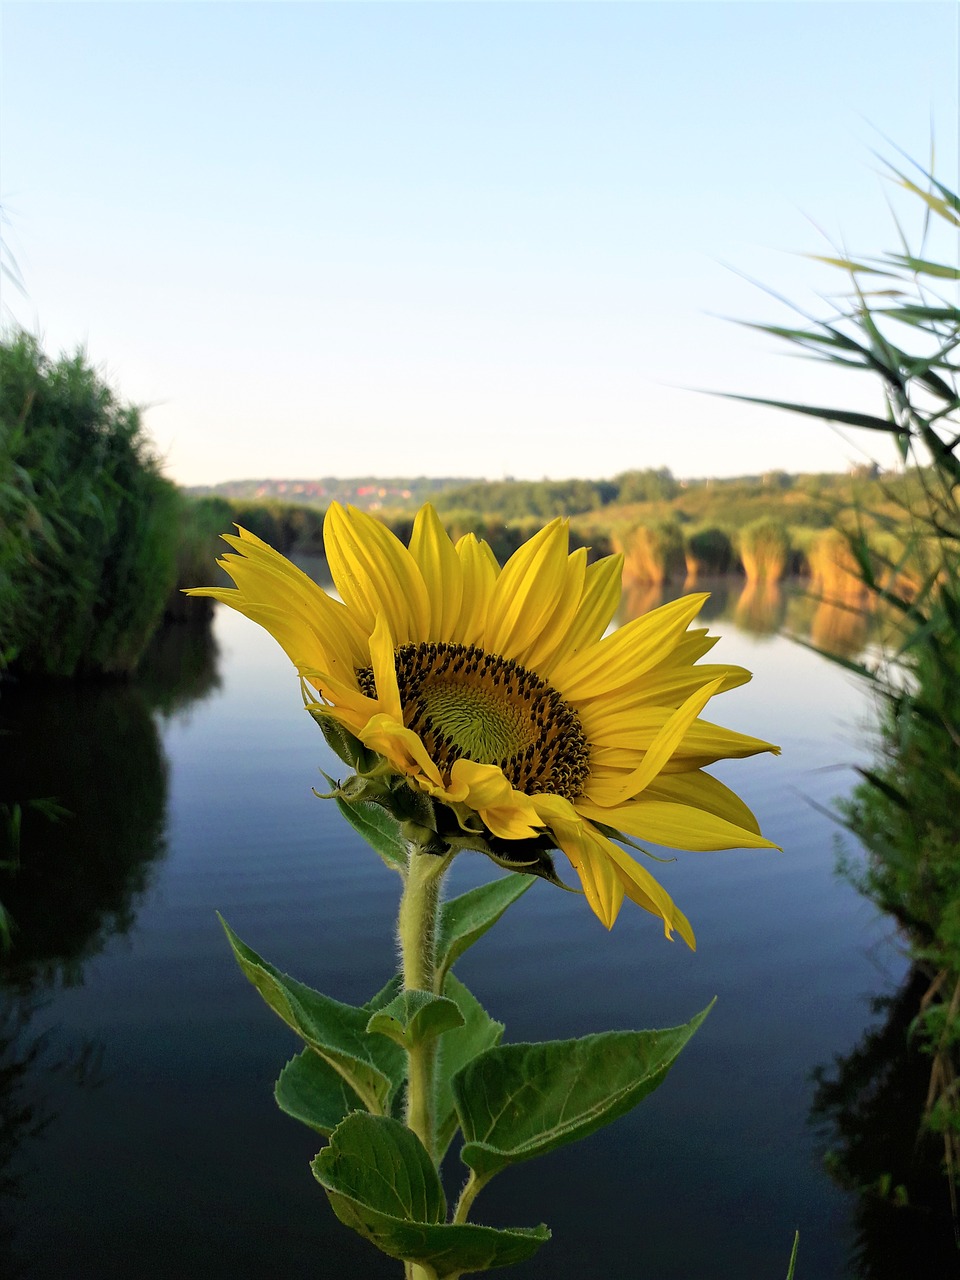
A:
738;518;791;584
745;156;960;1193
617;519;686;583
222;883;706;1275
685;525;735;575
312;1113;550;1277
434;975;504;1160
366;991;465;1052
219;916;405;1114
164;494;234;622
453;1005;712;1181
435;876;534;990
0;331;179;677
435;476;620;520
275;1048;368;1137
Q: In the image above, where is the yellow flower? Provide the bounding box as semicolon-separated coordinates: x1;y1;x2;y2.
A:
189;504;779;945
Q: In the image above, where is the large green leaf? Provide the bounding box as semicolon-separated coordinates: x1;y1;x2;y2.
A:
219;917;405;1113
312;1113;550;1278
335;795;408;873
366;990;464;1050
454;1003;713;1179
436;874;533;988
435;975;505;1160
275;1048;365;1136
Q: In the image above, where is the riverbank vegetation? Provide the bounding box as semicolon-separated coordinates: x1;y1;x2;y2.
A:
0;333;239;676
194;462;932;595
0;333;182;678
740;158;960;1218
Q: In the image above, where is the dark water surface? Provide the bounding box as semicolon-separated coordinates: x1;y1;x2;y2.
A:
0;583;950;1279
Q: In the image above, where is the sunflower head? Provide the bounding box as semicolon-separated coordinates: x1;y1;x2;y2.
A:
188;502;780;946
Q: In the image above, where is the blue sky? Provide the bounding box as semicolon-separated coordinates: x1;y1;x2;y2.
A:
2;2;957;487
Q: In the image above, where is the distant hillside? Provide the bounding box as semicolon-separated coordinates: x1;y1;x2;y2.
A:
186;476;472;512
188;465;886;525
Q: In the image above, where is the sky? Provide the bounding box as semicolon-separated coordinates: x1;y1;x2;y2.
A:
1;1;957;488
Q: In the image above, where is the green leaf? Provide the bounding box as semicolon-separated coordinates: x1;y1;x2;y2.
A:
436;874;533;988
275;1048;365;1136
723;393;899;434
366;990;464;1050
888;253;959;280
454;1003;714;1180
785;1230;800;1280
219;916;405;1113
435;975;505;1160
312;1113;550;1278
334;795;408;873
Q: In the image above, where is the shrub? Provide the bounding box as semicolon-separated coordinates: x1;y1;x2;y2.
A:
737;518;790;584
615;521;686;584
0;332;179;677
684;526;734;577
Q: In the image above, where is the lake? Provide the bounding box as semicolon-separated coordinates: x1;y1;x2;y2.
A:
0;577;953;1278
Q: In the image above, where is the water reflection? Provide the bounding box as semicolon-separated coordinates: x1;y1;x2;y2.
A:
135;616;222;720
0;680;169;990
0;618;221;1262
733;581;787;638
811;967;959;1277
616;575;879;660
0;988;106;1278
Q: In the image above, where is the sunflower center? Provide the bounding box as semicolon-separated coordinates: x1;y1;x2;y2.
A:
356;641;589;801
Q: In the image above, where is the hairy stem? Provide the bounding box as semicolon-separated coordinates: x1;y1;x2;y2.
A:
398;844;451;1280
452;1169;490;1225
397;844;451;1153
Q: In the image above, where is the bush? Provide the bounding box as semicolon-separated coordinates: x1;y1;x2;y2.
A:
684;526;734;576
0;332;179;677
615;520;686;584
737;518;790;584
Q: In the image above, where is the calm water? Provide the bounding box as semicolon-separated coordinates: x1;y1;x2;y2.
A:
0;581;953;1278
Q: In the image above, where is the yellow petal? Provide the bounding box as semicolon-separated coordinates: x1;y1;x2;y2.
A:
586;710;778;763
579;663;751;717
367;613;403;723
408;504;464;639
583;678;725;807
600;838;696;948
571;838;626;930
446;759;543;840
644;770;764;835
534;794;691;942
189;529;367;669
551;593;709;701
484;519;570;659
300;675;379;726
576;797;781;852
453;534;500;647
542;553;624;674
515;547;588;672
357;713;444;789
324;503;430;643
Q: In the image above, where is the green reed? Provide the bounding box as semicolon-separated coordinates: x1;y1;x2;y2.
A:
733;153;960;1212
0;331;179;678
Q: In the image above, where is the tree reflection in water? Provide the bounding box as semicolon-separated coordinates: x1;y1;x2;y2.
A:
811;968;959;1278
0;618;220;1269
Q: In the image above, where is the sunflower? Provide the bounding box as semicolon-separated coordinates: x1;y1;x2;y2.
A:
189;504;778;945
